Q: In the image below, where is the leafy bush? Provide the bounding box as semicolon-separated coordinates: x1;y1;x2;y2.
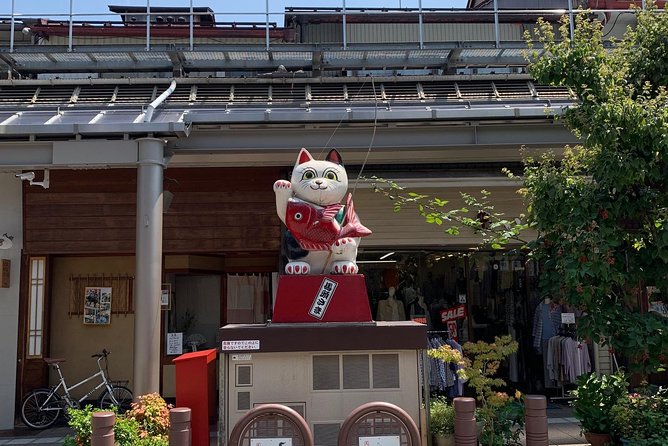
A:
429;397;455;436
428;336;525;446
125;393;172;441
571;372;628;435
611;387;668;445
64;393;172;446
63;405;140;446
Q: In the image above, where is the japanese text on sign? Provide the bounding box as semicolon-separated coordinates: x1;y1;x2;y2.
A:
359;436;400;446
308;278;338;320
250;438;292;446
221;340;260;351
561;313;576;324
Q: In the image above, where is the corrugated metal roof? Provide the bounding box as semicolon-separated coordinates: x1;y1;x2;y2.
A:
0;79;575;109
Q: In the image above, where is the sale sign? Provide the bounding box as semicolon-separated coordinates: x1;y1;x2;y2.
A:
440;304;467;323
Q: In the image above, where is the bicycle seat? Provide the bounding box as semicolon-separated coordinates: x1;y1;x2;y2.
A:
44;358;65;365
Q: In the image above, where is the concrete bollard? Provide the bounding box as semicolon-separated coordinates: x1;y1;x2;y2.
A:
524;395;548;446
91;411;115;446
169;407;192;446
453;397;477;446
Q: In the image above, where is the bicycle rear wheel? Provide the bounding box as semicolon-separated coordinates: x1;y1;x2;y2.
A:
98;385;133;414
21;389;62;429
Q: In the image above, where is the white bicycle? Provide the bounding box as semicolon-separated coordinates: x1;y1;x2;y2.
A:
20;349;133;429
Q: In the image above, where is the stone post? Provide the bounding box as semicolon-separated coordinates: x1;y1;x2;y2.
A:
169;407;192;446
91;412;115;446
454;397;477;446
525;394;549;446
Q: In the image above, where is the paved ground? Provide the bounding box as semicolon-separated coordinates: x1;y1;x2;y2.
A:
0;403;586;445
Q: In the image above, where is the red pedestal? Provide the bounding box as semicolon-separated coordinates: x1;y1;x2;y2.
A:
173;349;217;446
272;274;372;323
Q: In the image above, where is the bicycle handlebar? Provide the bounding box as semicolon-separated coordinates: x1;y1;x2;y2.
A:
91;349;110;358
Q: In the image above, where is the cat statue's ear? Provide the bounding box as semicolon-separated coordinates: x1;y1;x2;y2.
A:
296;148;314;165
325;149;343;165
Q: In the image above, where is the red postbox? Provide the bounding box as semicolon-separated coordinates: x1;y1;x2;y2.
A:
173;349;217;446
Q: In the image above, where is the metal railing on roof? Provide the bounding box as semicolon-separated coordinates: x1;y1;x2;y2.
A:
0;1;659;77
1;1;656;52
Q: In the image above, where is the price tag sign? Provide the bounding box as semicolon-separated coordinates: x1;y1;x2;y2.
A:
561;313;576;324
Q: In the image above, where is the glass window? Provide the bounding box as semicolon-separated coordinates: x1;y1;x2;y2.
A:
27;257;46;358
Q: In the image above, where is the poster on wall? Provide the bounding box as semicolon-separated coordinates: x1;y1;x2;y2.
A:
167;333;183;355
83;287;112;325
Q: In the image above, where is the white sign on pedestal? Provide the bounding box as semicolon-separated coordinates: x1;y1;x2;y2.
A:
359;436;400;446
250;438;292;446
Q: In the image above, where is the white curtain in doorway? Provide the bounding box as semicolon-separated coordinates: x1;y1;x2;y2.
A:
226;274;269;323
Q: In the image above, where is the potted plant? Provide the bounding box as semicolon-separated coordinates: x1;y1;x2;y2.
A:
429;397;455;446
570;372;627;446
429;336;525;446
611;387;668;446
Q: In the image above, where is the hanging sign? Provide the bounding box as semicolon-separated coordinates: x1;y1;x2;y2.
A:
440;304;467;323
561;313;576;324
446;321;459;342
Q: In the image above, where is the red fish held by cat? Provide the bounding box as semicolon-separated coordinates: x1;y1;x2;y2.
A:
286;193;372;251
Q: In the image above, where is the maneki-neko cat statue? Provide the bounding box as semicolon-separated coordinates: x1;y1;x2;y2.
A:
274;148;372;275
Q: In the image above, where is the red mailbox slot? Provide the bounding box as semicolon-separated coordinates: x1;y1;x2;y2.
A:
173;349;217;446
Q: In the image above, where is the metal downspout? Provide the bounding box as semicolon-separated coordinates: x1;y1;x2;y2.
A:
144;80;177;123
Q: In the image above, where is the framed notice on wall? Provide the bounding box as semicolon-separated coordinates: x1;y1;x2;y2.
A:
161;283;172;310
83;287;112;325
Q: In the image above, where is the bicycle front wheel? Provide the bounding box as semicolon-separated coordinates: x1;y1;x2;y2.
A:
21;389;62;429
98;385;133;413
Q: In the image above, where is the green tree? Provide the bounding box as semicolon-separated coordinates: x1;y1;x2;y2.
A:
370;4;668;377
523;3;668;376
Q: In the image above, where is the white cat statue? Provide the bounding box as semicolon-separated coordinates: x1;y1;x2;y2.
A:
274;148;372;275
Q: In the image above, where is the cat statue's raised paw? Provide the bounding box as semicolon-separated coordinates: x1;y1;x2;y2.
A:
274;148;372;275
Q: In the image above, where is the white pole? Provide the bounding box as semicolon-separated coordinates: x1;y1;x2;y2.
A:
568;0;575;44
189;0;194;51
418;0;424;49
493;0;500;48
343;0;347;49
265;0;270;51
146;0;151;51
10;0;15;52
68;0;74;52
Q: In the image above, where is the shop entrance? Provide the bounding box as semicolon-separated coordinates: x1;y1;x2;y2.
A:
357;250;546;394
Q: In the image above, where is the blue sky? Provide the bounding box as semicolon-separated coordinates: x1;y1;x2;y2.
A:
4;0;468;24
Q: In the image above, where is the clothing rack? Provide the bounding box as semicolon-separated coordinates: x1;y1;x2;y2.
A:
427;330;451;339
549;325;587;402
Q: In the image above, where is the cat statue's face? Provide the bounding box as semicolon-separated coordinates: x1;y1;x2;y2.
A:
291;148;348;206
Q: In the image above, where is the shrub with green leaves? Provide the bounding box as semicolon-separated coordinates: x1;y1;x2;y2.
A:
570;372;628;435
63;393;172;446
125;392;172;441
611;387;668;445
63;405;140;446
429;397;455;436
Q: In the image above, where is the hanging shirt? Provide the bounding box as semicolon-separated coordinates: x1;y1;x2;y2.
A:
533;303;562;349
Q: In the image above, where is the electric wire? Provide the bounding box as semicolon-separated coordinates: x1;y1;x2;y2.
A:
318;78;370;158
352;75;378;197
